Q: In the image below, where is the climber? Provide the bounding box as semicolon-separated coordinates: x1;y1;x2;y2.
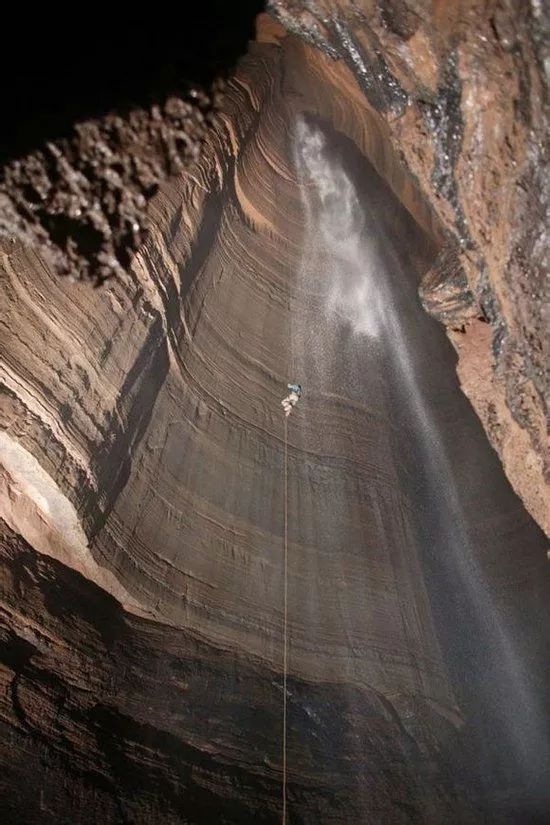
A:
281;383;302;416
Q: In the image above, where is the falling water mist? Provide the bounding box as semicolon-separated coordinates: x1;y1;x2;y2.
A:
291;115;549;808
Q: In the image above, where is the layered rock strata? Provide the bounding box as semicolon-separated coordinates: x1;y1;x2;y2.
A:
269;0;549;535
1;12;549;824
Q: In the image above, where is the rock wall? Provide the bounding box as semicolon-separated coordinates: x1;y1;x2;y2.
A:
0;4;262;283
1;10;549;824
270;0;549;536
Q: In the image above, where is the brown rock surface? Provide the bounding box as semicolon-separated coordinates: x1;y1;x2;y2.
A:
270;0;549;535
0;5;261;284
0;86;224;283
1;9;549;824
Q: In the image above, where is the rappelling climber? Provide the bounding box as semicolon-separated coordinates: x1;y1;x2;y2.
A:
281;383;302;416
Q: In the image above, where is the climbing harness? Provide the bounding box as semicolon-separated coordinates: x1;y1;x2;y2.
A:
280;382;300;823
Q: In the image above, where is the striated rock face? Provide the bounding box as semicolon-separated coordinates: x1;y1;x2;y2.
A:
270;0;549;536
1;10;549;825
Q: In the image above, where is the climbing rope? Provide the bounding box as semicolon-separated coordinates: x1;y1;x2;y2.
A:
280;384;300;823
282;414;289;824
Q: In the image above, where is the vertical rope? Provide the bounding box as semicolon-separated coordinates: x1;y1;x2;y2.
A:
282;414;288;824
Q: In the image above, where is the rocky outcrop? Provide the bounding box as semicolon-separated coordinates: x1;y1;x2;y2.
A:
0;86;224;283
1;9;549;824
0;5;261;284
270;0;549;536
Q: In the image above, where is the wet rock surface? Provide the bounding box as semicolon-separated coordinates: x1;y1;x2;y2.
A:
269;0;549;534
2;2;547;527
1;5;550;824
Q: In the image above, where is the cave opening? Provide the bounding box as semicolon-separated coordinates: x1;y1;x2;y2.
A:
0;3;264;166
1;7;549;825
0;2;264;282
